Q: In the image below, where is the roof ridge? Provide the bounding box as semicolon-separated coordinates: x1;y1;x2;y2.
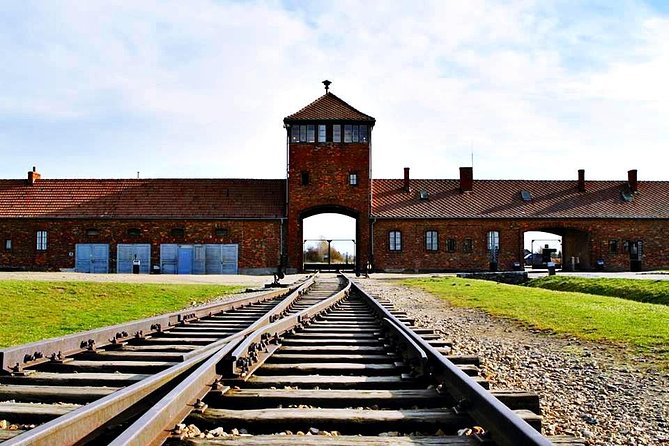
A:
284;92;375;122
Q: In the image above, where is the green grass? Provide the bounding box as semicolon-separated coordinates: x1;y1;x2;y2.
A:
0;281;245;347
403;277;669;367
528;276;669;305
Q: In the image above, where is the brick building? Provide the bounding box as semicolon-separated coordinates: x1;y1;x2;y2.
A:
1;85;668;273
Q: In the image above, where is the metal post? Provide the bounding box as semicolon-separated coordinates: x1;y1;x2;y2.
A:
327;240;332;266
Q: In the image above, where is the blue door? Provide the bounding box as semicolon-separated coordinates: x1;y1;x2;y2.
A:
177;246;193;274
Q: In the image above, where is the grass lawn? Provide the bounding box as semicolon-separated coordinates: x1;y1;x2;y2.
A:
0;281;245;348
403;277;669;367
528;276;669;305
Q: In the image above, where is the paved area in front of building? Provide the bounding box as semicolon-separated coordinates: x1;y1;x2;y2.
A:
0;271;309;286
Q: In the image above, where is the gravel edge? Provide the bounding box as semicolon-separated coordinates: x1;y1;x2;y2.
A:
358;277;669;446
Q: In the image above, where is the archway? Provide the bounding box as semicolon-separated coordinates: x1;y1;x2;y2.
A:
523;227;591;271
300;206;358;272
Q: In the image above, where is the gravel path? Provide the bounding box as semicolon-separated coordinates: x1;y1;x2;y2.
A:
358;277;669;446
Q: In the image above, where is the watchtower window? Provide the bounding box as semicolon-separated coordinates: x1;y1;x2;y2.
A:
344;125;352;142
301;171;310;186
307;125;315;143
300;125;307;142
360;125;368;142
333;125;341;142
318;125;326;142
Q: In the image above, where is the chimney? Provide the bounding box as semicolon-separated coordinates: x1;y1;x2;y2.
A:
577;169;586;192
628;169;638;193
27;166;41;185
459;167;473;192
403;167;410;193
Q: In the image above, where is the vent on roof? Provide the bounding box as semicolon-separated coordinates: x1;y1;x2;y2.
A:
520;191;532;202
621;189;635;202
419;190;429;200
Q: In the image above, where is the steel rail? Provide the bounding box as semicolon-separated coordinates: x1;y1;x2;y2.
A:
1;277;316;446
110;276;352;445
0;279;308;374
1;334;241;446
351;279;554;446
226;276;351;377
107;336;241;446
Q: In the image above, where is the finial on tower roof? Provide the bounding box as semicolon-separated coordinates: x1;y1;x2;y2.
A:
322;79;332;93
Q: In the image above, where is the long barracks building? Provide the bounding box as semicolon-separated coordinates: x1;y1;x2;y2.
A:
2;86;668;274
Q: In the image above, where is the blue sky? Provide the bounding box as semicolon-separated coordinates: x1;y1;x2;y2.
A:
1;0;668;185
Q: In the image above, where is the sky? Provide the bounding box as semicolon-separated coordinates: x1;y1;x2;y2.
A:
1;0;668;185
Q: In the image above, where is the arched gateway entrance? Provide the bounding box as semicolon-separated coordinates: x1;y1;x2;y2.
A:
301;209;357;272
522;227;591;271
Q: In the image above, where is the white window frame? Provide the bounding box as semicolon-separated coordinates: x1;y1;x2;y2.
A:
425;231;438;251
333;125;341;142
389;231;402;252
36;230;47;251
318;124;326;142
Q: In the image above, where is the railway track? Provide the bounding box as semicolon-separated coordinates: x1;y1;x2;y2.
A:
0;274;581;445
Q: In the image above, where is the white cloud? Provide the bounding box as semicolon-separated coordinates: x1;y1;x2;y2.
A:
0;0;667;182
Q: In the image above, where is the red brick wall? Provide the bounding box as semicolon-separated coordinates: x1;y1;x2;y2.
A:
0;218;281;272
287;141;371;272
372;218;669;272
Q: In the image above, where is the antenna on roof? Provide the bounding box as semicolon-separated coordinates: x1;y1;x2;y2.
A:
137;171;140;179
470;141;474;168
322;80;332;93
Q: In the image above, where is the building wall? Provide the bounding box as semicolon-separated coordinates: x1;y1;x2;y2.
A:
286;141;371;272
372;218;669;272
0;218;281;273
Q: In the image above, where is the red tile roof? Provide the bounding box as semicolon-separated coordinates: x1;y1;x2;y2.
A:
284;93;375;122
371;179;669;219
0;179;285;219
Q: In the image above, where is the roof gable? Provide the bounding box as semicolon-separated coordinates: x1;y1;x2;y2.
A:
284;92;375;123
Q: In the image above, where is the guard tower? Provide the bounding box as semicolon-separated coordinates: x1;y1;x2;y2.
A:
283;81;375;273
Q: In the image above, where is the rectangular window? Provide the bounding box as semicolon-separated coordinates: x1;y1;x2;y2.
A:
36;230;47;251
623;241;630;253
291;126;300;143
307;125;315;143
344;125;352;142
609;239;618;254
447;238;456;252
352;125;359;142
463;238;473;253
389;231;402;251
333;125;341;142
360;125;368;142
318;125;326;142
301;171;309;186
299;125;307;142
349;172;358;186
4;239;11;251
487;230;500;262
425;230;438;251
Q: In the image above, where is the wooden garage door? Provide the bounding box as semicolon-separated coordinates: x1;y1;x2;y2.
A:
117;244;151;274
75;244;109;273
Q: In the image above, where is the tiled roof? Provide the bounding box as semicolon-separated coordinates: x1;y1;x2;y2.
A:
284;93;375;122
0;179;286;219
372;179;669;219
